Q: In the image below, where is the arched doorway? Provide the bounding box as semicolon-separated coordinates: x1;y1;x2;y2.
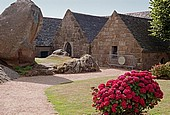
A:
64;42;72;56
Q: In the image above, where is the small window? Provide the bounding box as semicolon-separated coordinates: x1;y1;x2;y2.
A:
111;46;118;58
112;46;117;54
40;51;49;58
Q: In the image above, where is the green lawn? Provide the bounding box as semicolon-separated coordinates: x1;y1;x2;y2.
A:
45;77;170;115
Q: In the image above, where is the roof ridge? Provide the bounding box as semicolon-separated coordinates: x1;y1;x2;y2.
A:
43;17;62;20
72;11;109;19
119;13;150;20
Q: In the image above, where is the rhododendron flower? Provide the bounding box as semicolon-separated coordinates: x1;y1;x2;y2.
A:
98;84;105;90
104;112;109;115
140;88;146;93
121;100;127;109
92;70;163;114
139;98;146;107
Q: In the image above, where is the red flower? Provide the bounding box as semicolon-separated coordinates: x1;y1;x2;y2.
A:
126;94;133;99
123;88;131;94
112;104;117;112
109;94;115;99
121;100;127;109
104;101;110;106
140;88;146;93
134;108;139;113
108;88;114;95
106;80;114;87
138;83;145;87
104;112;109;115
133;77;139;82
104;97;109;102
93;96;97;102
121;94;126;99
124;72;131;76
116;90;121;95
119;86;124;91
115;95;121;100
121;82;128;87
135;103;139;107
145;75;151;80
139;98;146;107
133;96;140;102
98;84;105;90
118;75;126;80
127;104;132;109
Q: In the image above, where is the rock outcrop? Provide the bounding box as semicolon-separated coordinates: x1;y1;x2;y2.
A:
50;49;69;56
54;54;100;74
0;0;43;66
25;64;54;76
0;64;20;84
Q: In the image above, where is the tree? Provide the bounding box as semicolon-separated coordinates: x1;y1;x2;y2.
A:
149;0;170;41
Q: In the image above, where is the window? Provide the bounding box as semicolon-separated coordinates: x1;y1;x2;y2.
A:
40;51;49;58
112;46;117;54
111;46;118;58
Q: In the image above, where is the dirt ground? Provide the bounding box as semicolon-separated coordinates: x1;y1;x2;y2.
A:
0;68;127;115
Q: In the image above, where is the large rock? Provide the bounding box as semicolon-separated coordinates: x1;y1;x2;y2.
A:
25;64;54;76
54;54;100;74
51;49;69;56
0;64;20;84
0;0;43;66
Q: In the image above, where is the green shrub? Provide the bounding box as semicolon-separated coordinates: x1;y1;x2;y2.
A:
14;66;32;75
151;62;170;79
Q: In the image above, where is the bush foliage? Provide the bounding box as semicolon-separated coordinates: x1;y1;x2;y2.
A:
14;66;32;75
151;62;170;79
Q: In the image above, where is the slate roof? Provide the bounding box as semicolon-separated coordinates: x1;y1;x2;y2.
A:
119;14;170;52
126;11;151;19
36;17;62;46
72;12;109;43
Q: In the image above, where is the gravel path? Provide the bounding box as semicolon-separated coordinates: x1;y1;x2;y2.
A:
0;68;127;115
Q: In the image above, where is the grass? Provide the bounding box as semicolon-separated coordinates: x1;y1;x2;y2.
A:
149;80;170;115
45;77;170;115
45;76;116;115
14;66;32;75
35;56;71;66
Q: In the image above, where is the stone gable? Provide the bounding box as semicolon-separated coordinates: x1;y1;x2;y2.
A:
92;11;169;70
92;11;142;68
54;10;89;57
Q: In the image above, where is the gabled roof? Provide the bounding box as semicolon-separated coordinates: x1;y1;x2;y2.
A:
126;11;151;19
72;12;108;43
36;17;62;46
118;14;170;52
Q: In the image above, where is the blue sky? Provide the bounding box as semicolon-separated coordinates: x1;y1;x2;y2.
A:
0;0;150;18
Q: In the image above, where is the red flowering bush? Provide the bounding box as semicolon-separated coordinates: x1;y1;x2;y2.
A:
92;70;163;115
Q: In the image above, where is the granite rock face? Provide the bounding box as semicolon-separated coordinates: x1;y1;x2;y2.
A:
0;0;43;66
51;49;69;56
54;54;100;74
0;64;20;84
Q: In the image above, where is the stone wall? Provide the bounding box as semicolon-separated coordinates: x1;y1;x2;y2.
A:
35;46;53;57
142;52;169;70
92;12;143;68
54;10;90;58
